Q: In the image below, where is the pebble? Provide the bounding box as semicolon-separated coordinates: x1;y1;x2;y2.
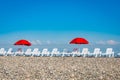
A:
0;57;120;80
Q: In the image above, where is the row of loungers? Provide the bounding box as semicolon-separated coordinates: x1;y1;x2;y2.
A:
0;48;117;57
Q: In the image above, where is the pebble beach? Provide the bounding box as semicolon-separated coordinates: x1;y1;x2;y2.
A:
0;57;120;80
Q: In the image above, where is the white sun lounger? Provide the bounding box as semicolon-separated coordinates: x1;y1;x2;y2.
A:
15;49;24;56
24;48;32;56
81;48;90;57
51;48;60;57
6;48;14;56
61;49;71;57
92;48;102;57
32;48;40;56
72;50;80;57
0;48;6;56
61;49;67;57
105;48;114;57
41;48;50;57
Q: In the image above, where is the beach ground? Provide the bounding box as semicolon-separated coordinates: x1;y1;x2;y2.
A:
0;57;120;80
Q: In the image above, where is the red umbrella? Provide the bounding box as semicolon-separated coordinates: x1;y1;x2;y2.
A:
70;37;89;44
70;37;89;51
14;39;31;46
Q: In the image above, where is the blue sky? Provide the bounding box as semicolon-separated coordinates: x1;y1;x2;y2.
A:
0;0;120;50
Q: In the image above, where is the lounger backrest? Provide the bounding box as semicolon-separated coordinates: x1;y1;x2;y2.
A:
94;48;100;54
26;48;32;53
0;48;5;53
51;48;58;53
106;48;113;54
82;48;88;54
42;49;48;54
33;48;39;52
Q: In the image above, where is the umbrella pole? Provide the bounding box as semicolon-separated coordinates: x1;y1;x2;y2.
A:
77;44;80;57
23;45;25;56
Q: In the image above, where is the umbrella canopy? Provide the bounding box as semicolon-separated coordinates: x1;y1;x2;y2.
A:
70;37;89;44
14;39;31;46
